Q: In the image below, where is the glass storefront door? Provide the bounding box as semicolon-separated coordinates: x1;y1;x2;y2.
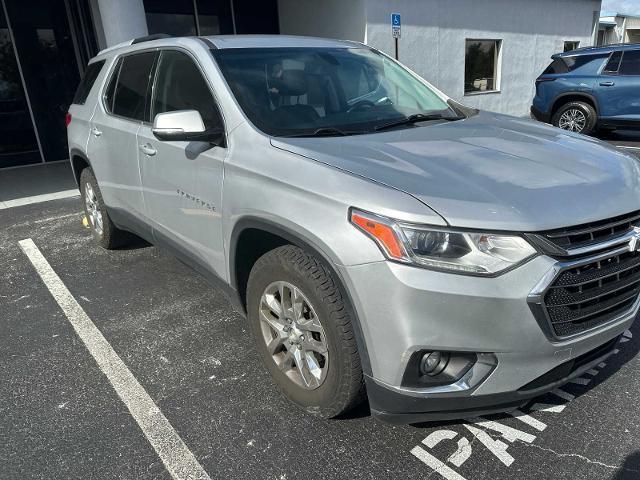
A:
4;0;81;163
0;4;40;168
0;0;97;168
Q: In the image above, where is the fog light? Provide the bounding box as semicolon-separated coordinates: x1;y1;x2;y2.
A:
419;351;448;376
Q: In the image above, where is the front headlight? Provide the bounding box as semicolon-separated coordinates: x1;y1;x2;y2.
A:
350;209;537;275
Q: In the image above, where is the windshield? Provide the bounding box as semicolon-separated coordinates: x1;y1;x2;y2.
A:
212;47;456;136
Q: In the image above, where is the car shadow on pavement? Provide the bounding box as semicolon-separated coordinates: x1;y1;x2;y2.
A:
409;318;640;430
611;451;640;480
596;128;640;142
116;234;152;251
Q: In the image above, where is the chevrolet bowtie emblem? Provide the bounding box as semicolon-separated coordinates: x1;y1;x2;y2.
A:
630;227;640;252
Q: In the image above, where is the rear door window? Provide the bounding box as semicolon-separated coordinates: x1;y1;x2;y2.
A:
72;60;105;105
619;50;640;76
603;50;623;74
112;51;157;121
103;58;122;113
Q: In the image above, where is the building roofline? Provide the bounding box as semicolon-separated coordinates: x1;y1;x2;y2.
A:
600;11;640;19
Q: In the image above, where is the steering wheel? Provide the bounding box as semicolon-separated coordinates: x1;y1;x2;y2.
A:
347;100;376;113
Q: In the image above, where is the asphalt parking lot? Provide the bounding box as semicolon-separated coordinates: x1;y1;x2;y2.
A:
2;132;640;480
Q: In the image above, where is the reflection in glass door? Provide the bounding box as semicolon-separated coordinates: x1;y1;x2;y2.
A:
0;4;40;168
5;0;81;163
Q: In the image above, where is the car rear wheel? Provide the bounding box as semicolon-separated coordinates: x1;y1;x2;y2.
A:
80;168;130;249
246;245;366;418
552;101;597;135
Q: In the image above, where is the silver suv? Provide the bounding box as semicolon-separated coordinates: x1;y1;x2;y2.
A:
67;34;640;423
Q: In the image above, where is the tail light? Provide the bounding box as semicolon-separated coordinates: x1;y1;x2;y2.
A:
65;112;72;127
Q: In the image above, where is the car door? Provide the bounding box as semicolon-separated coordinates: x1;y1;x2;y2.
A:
87;51;157;216
137;48;227;278
596;49;640;123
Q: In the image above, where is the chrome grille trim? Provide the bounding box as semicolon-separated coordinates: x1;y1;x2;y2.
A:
528;244;640;340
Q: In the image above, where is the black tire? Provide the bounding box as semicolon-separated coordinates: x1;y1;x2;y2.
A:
246;245;365;418
551;101;597;135
79;167;130;249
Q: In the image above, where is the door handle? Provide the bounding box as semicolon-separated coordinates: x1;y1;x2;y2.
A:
139;143;157;156
599;81;615;87
90;127;102;137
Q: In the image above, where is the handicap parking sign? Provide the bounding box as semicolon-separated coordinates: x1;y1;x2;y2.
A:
391;13;401;38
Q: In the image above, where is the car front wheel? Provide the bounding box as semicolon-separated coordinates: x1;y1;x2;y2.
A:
246;245;365;418
552;101;597;135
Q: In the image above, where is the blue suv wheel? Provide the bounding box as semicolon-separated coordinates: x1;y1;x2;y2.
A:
551;100;597;134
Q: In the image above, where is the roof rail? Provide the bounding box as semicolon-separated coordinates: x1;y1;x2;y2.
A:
131;33;172;45
198;37;217;49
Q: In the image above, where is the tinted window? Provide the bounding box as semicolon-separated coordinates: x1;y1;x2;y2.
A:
73;60;105;105
562;53;608;74
543;58;569;75
603;50;622;74
113;52;156;121
619;50;640;75
103;58;122;113
152;50;222;130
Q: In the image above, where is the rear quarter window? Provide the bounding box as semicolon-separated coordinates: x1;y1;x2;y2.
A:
542;58;569;75
72;60;105;105
562;53;608;74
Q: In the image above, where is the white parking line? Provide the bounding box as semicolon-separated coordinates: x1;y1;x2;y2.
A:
0;190;79;210
18;238;211;480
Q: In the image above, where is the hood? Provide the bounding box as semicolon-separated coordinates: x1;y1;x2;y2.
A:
271;112;640;232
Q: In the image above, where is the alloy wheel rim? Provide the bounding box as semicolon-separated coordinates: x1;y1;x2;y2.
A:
84;182;103;236
259;281;329;390
558;108;587;132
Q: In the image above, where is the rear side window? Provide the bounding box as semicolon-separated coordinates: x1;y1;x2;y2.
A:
563;54;607;73
619;50;640;76
542;58;568;75
103;58;122;113
151;50;223;130
73;60;105;105
603;50;623;74
112;52;157;121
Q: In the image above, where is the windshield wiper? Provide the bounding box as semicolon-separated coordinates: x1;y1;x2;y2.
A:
374;113;464;132
284;127;351;138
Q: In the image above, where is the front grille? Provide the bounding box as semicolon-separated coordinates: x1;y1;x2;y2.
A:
544;249;640;337
540;210;640;252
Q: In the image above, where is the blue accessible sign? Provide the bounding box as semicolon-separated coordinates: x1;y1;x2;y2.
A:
391;13;401;38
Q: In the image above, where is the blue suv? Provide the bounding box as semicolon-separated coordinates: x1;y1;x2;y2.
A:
531;44;640;135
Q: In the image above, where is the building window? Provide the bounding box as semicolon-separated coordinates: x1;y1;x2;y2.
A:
564;41;580;52
464;39;501;95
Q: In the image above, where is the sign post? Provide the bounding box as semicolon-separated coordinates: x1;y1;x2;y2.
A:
391;13;401;60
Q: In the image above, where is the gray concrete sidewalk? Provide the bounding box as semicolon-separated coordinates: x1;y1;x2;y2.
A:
0;161;78;209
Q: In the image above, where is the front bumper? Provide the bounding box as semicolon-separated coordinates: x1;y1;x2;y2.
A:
367;335;619;423
338;256;636;423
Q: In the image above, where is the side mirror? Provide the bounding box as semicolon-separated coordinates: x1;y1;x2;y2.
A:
152;110;225;146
